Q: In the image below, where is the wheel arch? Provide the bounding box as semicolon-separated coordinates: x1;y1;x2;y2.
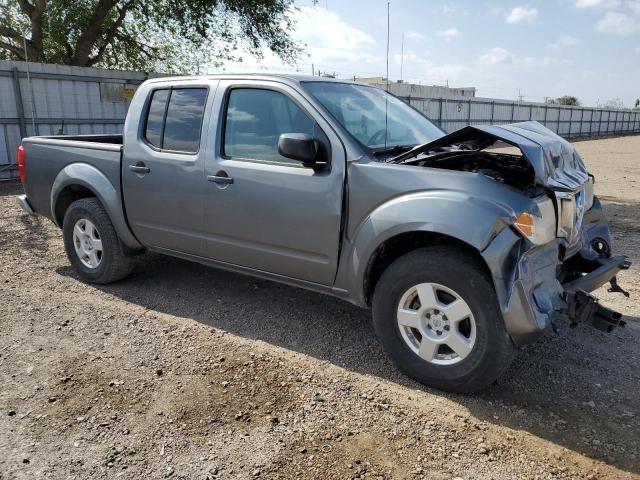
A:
362;231;494;306
343;192;514;306
51;163;142;250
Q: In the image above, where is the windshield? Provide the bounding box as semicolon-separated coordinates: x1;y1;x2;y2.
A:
302;82;444;151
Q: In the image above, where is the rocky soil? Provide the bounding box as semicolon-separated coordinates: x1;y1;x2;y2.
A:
1;135;639;479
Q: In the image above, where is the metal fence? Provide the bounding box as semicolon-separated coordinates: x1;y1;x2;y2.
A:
401;95;640;137
2;60;640;179
0;61;153;180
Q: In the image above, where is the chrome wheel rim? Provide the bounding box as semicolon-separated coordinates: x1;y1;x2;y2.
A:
397;282;476;366
72;218;103;269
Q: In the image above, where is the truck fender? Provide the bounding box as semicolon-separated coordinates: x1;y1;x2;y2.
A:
50;163;143;250
345;191;516;305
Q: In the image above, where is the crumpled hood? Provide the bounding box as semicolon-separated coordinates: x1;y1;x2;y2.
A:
422;121;589;191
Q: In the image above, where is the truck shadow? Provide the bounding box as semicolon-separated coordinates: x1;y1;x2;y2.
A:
54;201;640;475
56;244;640;475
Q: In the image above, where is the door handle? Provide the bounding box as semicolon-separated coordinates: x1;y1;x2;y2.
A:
129;164;150;174
207;171;234;185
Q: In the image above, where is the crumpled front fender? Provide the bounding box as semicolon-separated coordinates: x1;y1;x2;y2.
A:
342;190;518;306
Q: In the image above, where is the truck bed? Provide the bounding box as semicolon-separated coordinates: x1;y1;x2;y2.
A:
21;134;124;225
35;134;123;146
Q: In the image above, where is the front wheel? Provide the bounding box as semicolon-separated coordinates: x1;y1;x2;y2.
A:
372;246;515;393
62;198;134;284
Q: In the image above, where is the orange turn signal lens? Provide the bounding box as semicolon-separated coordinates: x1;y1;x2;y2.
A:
514;212;535;238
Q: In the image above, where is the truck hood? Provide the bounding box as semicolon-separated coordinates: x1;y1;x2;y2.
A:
400;121;589;191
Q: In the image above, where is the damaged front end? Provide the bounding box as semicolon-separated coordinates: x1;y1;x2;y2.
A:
391;121;632;342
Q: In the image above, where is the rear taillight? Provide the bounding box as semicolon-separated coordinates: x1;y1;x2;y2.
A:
17;146;26;183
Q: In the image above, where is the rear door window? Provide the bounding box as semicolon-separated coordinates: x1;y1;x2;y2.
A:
143;87;207;153
144;89;169;148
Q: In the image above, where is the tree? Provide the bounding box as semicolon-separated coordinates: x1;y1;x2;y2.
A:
0;0;301;73
597;98;624;109
554;95;580;106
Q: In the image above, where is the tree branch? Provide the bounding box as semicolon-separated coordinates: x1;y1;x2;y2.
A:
0;40;25;59
0;25;24;42
16;0;34;17
29;0;46;60
87;1;133;66
71;0;119;66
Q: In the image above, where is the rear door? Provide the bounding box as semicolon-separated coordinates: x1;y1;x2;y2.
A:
123;82;217;256
203;80;345;285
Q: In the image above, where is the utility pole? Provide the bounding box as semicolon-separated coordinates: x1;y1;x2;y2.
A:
400;32;404;82
385;2;390;91
517;89;525;102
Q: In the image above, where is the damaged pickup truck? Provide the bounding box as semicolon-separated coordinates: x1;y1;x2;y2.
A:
16;75;631;392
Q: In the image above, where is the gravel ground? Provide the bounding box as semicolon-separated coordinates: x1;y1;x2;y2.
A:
1;135;639;480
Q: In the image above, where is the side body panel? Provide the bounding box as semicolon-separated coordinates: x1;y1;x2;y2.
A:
21;138;142;249
202;79;346;286
121;80;219;257
334;160;539;305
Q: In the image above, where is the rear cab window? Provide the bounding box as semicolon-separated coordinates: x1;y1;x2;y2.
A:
143;87;208;153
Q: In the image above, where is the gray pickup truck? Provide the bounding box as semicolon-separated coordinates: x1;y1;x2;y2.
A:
17;74;630;392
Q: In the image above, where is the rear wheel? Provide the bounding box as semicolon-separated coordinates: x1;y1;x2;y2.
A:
62;198;134;284
372;246;515;393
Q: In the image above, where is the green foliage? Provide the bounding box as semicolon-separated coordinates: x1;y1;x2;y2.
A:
546;95;580;106
0;0;301;73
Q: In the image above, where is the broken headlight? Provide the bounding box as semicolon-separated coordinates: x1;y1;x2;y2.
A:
585;175;595;211
513;196;557;245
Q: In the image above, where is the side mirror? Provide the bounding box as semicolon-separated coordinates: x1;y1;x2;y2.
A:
278;133;321;168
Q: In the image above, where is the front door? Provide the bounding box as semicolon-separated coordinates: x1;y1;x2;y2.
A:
122;83;215;256
204;81;345;285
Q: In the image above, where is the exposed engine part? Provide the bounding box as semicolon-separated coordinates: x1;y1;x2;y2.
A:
565;289;626;332
404;150;536;191
608;276;630;297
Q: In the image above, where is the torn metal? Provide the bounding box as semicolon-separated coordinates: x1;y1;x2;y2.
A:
392;121;633;339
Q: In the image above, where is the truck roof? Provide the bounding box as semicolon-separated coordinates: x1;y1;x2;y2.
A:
144;73;365;87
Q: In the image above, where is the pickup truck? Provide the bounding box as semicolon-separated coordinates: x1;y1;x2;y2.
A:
17;74;631;393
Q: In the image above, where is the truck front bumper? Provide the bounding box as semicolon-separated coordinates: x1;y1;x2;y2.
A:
483;200;631;344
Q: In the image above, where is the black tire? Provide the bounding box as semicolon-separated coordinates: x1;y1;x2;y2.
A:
372;246;515;393
62;197;134;284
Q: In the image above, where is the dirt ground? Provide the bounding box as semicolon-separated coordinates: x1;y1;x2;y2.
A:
0;135;639;480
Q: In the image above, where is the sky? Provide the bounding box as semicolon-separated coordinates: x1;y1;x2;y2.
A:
215;0;640;108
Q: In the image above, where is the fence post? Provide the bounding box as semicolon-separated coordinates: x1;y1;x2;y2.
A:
579;108;584;137
438;97;443;128
11;67;27;139
568;107;573;137
490;101;495;125
600;110;604;136
543;103;548;128
467;99;472;126
529;104;533;121
510;102;515;122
